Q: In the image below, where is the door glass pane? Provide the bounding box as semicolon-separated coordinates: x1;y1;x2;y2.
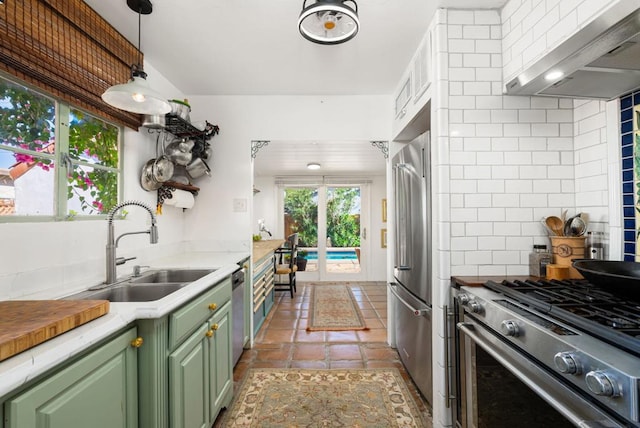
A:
326;186;361;274
283;187;318;272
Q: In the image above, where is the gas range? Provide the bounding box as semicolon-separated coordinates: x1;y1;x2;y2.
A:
452;278;640;427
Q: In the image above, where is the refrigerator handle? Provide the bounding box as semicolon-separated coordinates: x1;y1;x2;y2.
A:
394;164;411;270
389;283;431;316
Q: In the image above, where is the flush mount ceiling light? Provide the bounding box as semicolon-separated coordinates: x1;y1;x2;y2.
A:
307;162;321;170
101;0;171;115
298;0;359;45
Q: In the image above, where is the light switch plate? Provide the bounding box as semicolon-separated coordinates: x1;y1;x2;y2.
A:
233;198;247;212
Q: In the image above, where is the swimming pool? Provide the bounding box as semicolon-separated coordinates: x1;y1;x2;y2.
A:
304;250;358;261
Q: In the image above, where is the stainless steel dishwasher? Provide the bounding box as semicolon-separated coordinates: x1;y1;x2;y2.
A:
231;267;245;367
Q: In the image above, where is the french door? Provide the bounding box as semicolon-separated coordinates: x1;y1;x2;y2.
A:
278;182;369;281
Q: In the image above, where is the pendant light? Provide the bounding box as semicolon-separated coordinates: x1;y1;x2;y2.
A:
101;0;171;115
298;0;359;45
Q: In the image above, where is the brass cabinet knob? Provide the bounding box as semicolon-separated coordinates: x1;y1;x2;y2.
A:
205;329;214;338
211;323;219;331
130;337;144;348
208;303;217;311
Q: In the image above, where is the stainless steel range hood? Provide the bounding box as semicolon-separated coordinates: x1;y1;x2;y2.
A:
505;3;640;100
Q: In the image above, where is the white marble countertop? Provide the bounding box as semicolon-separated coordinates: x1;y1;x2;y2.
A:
0;250;249;399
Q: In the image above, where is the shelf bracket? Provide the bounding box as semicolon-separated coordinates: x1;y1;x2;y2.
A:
371;141;389;159
251;140;270;158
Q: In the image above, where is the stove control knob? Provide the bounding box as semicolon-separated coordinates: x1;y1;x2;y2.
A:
554;352;581;375
585;371;620;397
467;300;482;314
500;320;519;337
458;293;470;305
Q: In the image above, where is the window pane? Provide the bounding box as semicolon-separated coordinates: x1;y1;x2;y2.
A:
0;80;55;150
0;148;55;216
68;109;119;168
67;164;118;215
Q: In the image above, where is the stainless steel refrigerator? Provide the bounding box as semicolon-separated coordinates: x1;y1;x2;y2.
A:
390;131;432;405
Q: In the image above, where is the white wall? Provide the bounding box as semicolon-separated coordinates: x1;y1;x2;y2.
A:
501;0;622;83
182;95;392;255
0;62;189;300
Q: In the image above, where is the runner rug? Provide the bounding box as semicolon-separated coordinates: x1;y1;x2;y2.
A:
307;284;368;331
222;368;428;427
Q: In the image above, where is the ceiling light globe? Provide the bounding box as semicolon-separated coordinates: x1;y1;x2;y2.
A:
298;0;359;45
102;76;171;115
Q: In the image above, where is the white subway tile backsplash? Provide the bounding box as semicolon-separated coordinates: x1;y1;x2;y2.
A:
505;207;534;221
505;179;533;193
545;109;573;123
492;137;520;151
478;236;506;250
518;109;546;122
449;9;475;25
476;39;502;53
464;53;492;67
463;165;492;179
474;10;501;25
464;109;491;123
547;165;575;179
477;96;503;109
478;207;506;221
463;25;491;39
492;165;521;179
476;68;503;81
503;96;531;109
492;193;522;207
451;236;479;250
477;151;505;166
531;123;559;136
478;179;506;193
463;81;492;95
530;97;559;109
465;250;494;264
448;24;463;39
476;123;506;137
465;193;493;207
491;25;502;39
504;123;532;137
463;137;491;150
533;179;562;193
449;53;463;67
450;67;477;81
532;151;560;164
504;151;532;164
449;39;476;53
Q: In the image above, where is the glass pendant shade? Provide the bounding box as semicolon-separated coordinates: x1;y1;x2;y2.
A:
102;74;171;115
298;0;359;45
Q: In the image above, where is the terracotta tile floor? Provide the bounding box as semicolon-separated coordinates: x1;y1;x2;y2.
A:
213;281;432;427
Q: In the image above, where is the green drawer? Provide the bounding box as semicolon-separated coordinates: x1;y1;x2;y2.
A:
169;277;231;349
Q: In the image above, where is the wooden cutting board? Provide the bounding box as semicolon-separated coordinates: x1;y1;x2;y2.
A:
0;300;110;362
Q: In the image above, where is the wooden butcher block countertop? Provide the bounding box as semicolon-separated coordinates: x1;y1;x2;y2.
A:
252;239;285;262
0;300;110;362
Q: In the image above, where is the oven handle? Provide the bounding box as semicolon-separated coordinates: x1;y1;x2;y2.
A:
389;283;431;316
456;322;621;428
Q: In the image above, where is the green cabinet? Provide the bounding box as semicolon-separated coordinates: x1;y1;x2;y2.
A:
168;301;232;428
252;253;275;336
5;327;139;428
137;276;233;428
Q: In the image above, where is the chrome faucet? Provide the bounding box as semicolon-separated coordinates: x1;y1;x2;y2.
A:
105;200;158;284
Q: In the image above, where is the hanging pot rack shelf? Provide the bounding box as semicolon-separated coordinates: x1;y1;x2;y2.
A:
162;114;219;140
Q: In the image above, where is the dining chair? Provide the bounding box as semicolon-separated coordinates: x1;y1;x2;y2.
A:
274;233;298;297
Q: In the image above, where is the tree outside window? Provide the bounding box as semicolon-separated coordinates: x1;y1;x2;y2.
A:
0;78;120;218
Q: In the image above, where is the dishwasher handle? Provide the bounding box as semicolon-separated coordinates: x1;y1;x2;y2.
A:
389;282;431;316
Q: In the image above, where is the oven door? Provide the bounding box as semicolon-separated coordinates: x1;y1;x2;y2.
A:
455;313;626;428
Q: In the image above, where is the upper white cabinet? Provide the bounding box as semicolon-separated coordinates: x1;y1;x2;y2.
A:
392;27;432;141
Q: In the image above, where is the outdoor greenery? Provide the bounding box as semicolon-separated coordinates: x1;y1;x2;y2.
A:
284;187;360;248
0;79;119;216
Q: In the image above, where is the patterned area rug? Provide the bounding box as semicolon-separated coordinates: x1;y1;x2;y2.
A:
307;285;367;331
223;368;428;427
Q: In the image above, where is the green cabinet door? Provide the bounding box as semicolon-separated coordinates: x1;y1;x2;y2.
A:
5;327;139;428
168;322;210;428
209;303;233;416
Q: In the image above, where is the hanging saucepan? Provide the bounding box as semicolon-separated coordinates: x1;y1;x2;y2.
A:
185;157;211;179
142;114;165;129
152;155;174;182
164;139;193;166
141;159;162;191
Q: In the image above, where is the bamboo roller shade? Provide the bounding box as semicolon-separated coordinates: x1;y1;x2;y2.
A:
0;0;143;129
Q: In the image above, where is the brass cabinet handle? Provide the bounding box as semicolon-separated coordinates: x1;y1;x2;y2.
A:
208;303;217;311
211;323;219;331
205;329;214;338
130;337;144;348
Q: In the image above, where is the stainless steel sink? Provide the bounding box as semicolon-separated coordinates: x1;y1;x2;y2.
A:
69;283;186;302
65;268;217;302
129;268;216;284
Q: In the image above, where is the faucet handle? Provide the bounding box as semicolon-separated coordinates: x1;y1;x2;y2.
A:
132;265;150;277
116;256;137;266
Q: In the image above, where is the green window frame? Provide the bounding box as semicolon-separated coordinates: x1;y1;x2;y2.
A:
0;75;123;222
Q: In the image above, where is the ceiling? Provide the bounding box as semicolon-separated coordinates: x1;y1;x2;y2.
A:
84;0;507;175
253;140;387;176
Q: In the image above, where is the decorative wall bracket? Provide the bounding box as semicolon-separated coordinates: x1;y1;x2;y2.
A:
251;140;270;158
371;141;389;159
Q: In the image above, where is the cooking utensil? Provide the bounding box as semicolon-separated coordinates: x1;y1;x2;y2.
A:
572;260;640;301
152;155;174;182
142;114;165;129
141;159;162;191
568;216;586;236
545;216;564;236
185;157;211;179
563;213;583;236
168;99;191;121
